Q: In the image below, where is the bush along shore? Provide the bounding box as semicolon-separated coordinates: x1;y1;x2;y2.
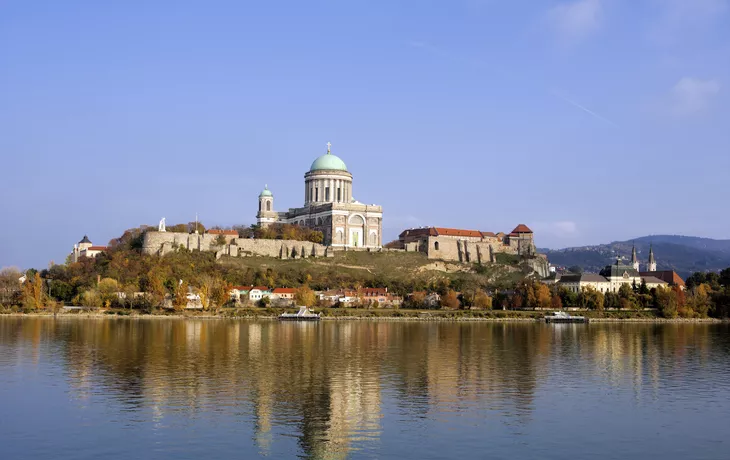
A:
1;307;725;322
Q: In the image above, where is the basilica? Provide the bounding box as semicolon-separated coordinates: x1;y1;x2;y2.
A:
256;144;383;249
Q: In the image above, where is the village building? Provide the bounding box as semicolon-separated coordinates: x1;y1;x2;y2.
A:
70;235;107;263
397;225;539;264
256;143;383;249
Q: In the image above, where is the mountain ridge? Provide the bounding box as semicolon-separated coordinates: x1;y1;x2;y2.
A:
539;235;730;279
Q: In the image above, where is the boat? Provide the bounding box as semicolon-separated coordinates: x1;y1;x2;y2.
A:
545;311;588;323
278;306;321;321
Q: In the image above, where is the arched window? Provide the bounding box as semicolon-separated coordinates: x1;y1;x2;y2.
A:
434;241;440;250
266;201;271;211
259;201;262;212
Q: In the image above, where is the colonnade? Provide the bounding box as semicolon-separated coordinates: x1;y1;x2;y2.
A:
305;175;352;205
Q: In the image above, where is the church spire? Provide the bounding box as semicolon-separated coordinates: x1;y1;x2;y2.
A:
648;244;657;271
631;243;639;271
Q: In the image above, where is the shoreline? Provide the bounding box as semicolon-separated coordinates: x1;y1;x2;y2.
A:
1;311;725;323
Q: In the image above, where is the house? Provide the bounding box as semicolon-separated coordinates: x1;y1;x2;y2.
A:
248;286;271;302
271;288;296;301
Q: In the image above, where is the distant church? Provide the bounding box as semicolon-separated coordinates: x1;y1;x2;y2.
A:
256;143;383;249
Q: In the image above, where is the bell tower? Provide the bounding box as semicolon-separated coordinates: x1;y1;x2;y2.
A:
256;185;277;227
648;244;657;272
631;243;639;271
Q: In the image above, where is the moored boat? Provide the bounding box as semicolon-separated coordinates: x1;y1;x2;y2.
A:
545;311;588;323
278;306;321;321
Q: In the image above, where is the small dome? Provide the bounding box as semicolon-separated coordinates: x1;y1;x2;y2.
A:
310;153;348;172
259;185;273;197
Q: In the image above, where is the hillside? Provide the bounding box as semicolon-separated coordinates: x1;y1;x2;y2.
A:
540;235;730;279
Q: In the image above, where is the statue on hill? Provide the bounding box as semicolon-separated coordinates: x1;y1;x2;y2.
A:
159;218;166;232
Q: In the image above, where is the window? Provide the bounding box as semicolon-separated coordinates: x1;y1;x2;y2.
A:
337;188;341;202
315;188;319;201
266;201;271;211
259;201;262;212
325;187;330;201
434;241;440;250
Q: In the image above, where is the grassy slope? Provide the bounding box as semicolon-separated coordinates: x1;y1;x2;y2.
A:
218;251;524;291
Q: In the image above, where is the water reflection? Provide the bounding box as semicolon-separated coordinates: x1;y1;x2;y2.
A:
0;318;728;459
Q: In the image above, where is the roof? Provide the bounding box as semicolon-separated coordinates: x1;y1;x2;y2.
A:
272;288;296;294
434;227;483;238
600;262;640;279
310;152;348;172
510;224;533;234
231;285;252;292
251;286;269;291
87;246;107;251
558;273;607;283
641;276;668;285
362;288;388;296
259;185;273;197
640;271;685;287
78;235;92;244
208;229;238;236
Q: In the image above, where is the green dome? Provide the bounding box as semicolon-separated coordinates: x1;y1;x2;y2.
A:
310;153;348;172
259;185;273;197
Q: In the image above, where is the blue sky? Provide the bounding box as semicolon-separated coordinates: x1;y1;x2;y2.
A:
1;0;729;269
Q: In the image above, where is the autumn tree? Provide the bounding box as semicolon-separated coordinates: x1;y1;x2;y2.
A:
173;281;189;311
211;279;233;312
409;291;426;308
579;286;604;311
295;286;316;307
473;290;493;310
441;290;460;310
22;272;45;310
655;286;678;318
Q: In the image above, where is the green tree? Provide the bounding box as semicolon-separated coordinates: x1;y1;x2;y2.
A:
655;286;678;318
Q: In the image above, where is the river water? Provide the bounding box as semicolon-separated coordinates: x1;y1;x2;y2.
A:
0;317;728;459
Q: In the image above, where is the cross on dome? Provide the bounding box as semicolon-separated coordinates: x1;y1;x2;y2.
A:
326;142;331;154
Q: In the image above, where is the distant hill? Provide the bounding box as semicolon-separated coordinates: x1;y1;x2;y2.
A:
540;235;730;279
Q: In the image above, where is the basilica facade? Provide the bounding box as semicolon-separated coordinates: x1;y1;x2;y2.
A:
256;144;383;249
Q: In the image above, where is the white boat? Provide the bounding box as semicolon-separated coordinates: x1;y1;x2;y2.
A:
278;306;321;321
545;311;588;323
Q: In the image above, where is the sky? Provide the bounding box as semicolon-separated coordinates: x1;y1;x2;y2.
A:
1;0;729;269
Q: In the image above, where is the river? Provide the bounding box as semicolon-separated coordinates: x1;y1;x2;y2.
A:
0;317;728;459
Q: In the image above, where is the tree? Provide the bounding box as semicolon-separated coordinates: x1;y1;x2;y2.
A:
568;265;583;274
655;286;678;318
473;290;493;310
535;283;552;309
173;281;189;311
211;279;233;311
197;277;213;311
618;284;638;309
22;272;45;310
551;294;563;310
214;234;227;246
0;267;23;305
409;291;426;309
295;286;316;307
440;290;460;310
258;296;271;308
687;283;711;318
579;286;604;311
98;278;120;307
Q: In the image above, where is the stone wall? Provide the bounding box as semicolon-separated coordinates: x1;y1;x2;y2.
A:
142;231;331;260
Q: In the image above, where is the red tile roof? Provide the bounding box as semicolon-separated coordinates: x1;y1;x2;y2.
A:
510;224;533;234
362;288;388;296
640;271;685;287
433;227;483;238
251;286;269;291
208;229;238;236
87;246;107;251
231;285;252;291
272;288;296;294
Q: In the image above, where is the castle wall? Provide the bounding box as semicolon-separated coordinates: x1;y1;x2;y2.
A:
142;231;330;259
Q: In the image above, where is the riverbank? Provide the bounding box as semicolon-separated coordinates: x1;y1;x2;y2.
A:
1;308;725;322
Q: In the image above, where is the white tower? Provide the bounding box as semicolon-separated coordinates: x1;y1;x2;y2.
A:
256;185;277;227
648;244;657;272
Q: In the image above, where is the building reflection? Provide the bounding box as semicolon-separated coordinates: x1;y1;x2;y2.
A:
0;317;723;459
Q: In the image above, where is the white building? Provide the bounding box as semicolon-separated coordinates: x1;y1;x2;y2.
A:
256;143;383;249
70;235;107;263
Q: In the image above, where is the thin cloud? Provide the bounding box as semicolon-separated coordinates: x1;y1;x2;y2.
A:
670;77;721;116
551;90;620;127
547;0;602;44
409;40;619;128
